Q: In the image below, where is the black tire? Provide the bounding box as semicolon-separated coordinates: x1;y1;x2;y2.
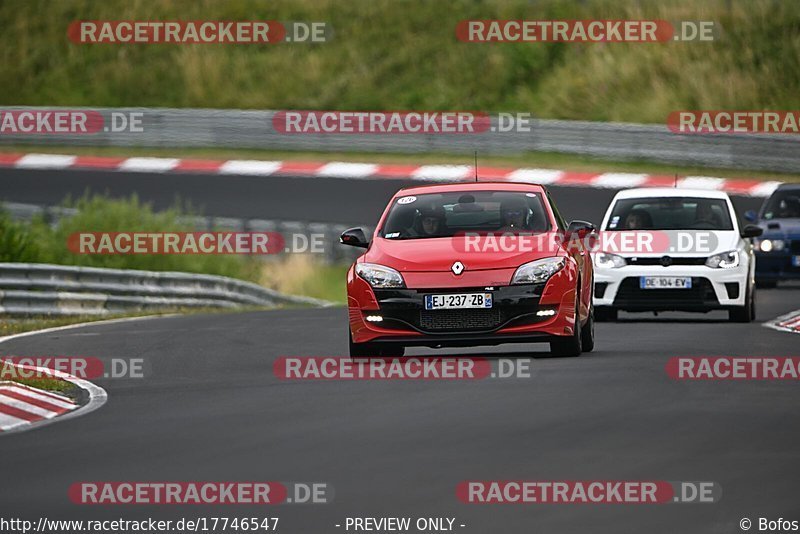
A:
380;345;406;357
595;306;618;322
729;281;754;323
756;279;777;289
349;331;380;358
349;331;405;358
581;304;595;353
550;294;583;357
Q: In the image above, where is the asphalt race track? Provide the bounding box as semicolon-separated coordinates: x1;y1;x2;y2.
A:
0;167;765;226
1;167;798;532
1;294;799;532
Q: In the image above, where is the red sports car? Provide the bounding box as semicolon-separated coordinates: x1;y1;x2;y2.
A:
340;182;596;357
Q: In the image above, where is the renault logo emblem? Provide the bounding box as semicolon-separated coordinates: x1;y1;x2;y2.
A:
660;255;673;267
451;261;465;275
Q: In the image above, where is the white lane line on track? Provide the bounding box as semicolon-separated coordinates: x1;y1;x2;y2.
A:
749;181;782;197
0;390;72;419
411;165;473;181
505;168;564;184
0;382;79;432
118;157;180;172
317;162;379;178
677;176;726;190
1;385;77;410
15;154;77;169
0;411;28;431
218;160;282;175
591;172;649;189
763;309;800;335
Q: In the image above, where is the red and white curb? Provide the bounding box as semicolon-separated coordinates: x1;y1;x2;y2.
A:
0;319;154;434
764;309;800;335
0;380;77;432
0;152;783;197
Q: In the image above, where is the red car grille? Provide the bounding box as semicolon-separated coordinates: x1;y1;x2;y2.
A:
419;308;503;331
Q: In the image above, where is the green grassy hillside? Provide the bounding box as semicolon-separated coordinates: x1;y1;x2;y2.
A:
1;0;798;122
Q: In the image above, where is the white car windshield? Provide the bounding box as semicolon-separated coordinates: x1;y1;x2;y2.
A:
606;197;734;231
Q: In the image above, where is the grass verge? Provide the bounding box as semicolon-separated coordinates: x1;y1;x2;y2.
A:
0;361;75;394
0;374;74;395
1;310;170;337
259;255;347;304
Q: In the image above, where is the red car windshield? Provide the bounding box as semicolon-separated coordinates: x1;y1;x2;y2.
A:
380;190;551;239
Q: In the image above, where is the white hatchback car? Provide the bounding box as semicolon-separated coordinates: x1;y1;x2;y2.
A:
592;188;763;322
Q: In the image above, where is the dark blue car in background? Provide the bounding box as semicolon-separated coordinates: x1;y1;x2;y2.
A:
747;183;800;287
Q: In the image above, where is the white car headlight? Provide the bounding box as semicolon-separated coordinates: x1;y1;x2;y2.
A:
511;257;566;285
355;263;405;288
758;239;784;252
593;252;627;269
705;250;740;269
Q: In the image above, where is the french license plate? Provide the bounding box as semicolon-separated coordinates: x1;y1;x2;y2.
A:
792;256;800;267
424;293;493;310
639;276;692;289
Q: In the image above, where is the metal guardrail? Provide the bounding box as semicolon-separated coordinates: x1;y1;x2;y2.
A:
1;107;799;173
0;263;332;317
2;201;368;265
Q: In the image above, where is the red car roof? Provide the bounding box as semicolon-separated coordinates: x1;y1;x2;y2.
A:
394;181;548;196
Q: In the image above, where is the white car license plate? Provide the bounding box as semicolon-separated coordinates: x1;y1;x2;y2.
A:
424;293;493;310
639;276;692;289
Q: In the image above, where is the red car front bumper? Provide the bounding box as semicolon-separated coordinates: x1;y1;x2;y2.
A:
347;264;580;347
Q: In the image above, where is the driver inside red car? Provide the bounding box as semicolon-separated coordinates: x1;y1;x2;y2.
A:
497;198;531;233
415;204;447;237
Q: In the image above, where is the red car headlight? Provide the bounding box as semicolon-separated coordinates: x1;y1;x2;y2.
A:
511;257;566;285
355;263;406;289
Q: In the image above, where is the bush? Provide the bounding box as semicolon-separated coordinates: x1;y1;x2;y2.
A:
0;210;42;262
3;195;262;282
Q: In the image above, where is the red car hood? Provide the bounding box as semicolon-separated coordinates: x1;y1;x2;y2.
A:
365;235;559;272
